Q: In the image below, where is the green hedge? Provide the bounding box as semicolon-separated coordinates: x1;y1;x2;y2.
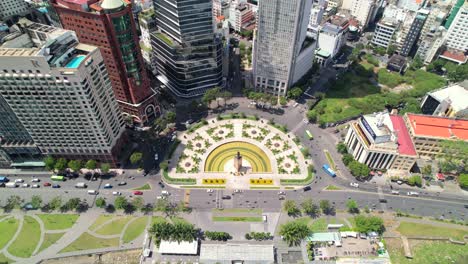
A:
280;165;315;185
162;170;196;185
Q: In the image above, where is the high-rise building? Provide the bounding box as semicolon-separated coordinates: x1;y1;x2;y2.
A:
309;3;326;28
396;9;428;57
349;0;376;29
151;0;223;98
444;0;465;29
0;0;30;21
317;23;346;58
138;9;156;74
445;2;468;53
229;2;255;32
0;20;126;165
51;0;158;124
372;18;398;49
253;0;315;96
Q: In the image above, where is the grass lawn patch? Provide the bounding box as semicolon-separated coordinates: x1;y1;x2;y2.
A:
280;165;315;185
325;185;341;190
95;217;133;236
212;208;262;214
123;217;148;243
285;187;295;189
151;216;167;226
37;214;79;230
389;241;468;264
132;183;151;190
250;186;280;189
170;217;189;225
162;170;196;185
0;253;14;264
0;217;19;249
89;215;114;231
324;150;336;170
397;222;468;240
37;232;65;253
310;218;327;232
213;216;263;222
8;216;41;258
60;232;119;253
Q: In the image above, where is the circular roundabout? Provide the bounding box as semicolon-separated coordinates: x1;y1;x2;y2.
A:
166;116;312;189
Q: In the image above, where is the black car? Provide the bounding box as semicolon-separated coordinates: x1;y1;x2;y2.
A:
0;182;5;188
222;195;231;200
303;186;311;192
158;181;165;188
379;199;387;203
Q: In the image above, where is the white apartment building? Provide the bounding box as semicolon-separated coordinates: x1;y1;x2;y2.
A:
317;22;345;58
445;3;468;53
253;0;313;96
229;2;254;32
327;0;342;9
213;0;222;17
0;20;125;164
309;6;325;27
372;18;398;48
0;0;29;20
349;0;376;28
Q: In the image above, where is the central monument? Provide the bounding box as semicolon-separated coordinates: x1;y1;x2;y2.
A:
234;151;243;175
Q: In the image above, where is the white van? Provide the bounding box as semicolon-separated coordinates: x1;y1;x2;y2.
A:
161;190;170;196
262;215;267;222
87;190;98;195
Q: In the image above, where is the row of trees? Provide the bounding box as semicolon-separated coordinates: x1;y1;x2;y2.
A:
149;221;199;245
152;111;176;135
204;231;232;241
244;90;287;106
202;87;233;108
2;195;89;213
44;156;110;173
337;143;371;180
245;232;272;241
283;199;334;217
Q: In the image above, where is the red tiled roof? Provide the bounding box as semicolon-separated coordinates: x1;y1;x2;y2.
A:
440;50;467;64
390;115;417;156
406;114;468;140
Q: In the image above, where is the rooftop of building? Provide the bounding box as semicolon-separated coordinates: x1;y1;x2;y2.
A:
439;50;468;64
406;113;468;141
389;115;417;156
307;232;341;242
427;82;468;112
321;22;343;35
329;15;349;28
362;112;393;138
199;242;274;262
158;240;198;255
388;54;407;67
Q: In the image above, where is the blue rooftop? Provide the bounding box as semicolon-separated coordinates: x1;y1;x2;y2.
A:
65;55;86;68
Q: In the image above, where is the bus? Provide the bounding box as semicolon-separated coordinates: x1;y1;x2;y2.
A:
50;175;65;181
0;176;8;182
322;164;336;177
305;130;314;140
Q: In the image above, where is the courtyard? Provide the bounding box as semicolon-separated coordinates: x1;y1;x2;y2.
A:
166;116;313;189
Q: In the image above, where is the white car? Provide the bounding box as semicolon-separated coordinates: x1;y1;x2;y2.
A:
407;191;419;197
31;178;40;182
31;184;40;188
156;196;167;200
112;191;121;196
161;190;170;196
154;153;159;161
391;190;400;195
233;189;242;193
15;179;24;183
278;191;286;195
206;189;214;193
350;182;359;188
397;180;403;185
22;183;30;188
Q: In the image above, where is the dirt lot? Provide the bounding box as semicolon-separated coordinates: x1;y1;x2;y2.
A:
41;250;140;264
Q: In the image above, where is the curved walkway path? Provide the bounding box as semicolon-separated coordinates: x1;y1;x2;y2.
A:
30;214;46;256
1;215;24;263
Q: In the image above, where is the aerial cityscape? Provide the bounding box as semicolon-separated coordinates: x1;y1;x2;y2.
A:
0;0;467;263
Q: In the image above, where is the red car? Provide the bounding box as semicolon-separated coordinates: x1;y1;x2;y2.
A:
133;191;143;195
43;182;51;187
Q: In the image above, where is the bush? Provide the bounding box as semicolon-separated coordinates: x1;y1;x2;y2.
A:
354;215;385;234
407;175;422;187
205;231;232;241
342;154;354;166
336;142;348;154
348;161;370;179
459;174;468;189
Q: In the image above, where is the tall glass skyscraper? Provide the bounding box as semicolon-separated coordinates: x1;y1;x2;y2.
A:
151;0;223;98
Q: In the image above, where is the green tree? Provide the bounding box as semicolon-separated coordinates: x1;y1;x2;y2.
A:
54;158;67;171
301;198;320;217
219;91;233;107
159;161;169;171
114;196;128;210
166;111;176;123
100;163;111;174
410;55;423;70
438;140;468;173
129;152;143;165
202;87;221;107
30;195;42;209
421;165;432;177
279;220;310;246
279;96;287;106
4;195;23;211
68;160;82;172
95;197;106;208
132;197;145;210
154;199;173;216
85;159;97;170
320;200;332;215
348;161;370;179
65;198;81;211
336;142;348;154
459;174;468;189
287;87;303;99
387;44;397;55
49;197;62;210
283;200;301;216
44;156;55;170
306;110;317;122
342;154;354;166
354;215;385;234
346;199;359;214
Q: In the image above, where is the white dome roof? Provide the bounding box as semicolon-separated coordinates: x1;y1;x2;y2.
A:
101;0;124;10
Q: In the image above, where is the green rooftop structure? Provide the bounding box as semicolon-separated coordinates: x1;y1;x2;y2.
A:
445;0;465;29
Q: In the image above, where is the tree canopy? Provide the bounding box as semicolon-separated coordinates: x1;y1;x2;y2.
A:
54;158;67;171
129;152;143;165
279;220;310;246
85;159;97;170
354;215;385;234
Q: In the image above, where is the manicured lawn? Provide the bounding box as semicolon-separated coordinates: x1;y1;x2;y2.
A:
122;217;148;243
212;216;263;222
151;216;167;226
132;183;151;190
89;215;114;231
60;232;119;253
213;208;262;214
389;241;468;264
324;150;336;169
37;214;79;230
95;217;133;236
309;218;327;232
170;217;190;224
37;232;65;253
325;185;341;190
8;216;41;258
0;253;14;264
280;165;315;185
397;222;468;240
0;218;19;249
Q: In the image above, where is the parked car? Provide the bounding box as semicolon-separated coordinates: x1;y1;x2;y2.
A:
22;183;30;188
0;183;5;188
154;154;159;161
143;249;152;257
279;196;285;200
278;191;286;195
158;181;165;188
161;190;170;196
31;178;40;182
112;191;121;196
118;181;127;186
407;191;419;197
391;190;400;195
350;182;359;188
31;184;40;188
133;191;143;195
103;183;113;189
233;189;242;193
206;189;214;193
43;182;51;187
52;184;60;188
88;190;98;195
222;195;231;200
14;179;24;183
303;186;311;192
397;180;403;185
